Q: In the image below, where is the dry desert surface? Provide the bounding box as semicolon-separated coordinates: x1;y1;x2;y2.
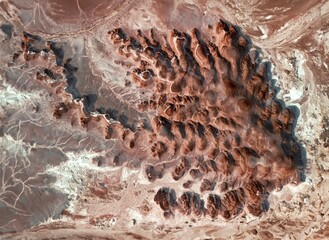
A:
0;0;328;239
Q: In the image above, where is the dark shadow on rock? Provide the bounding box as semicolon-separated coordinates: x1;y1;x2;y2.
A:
23;31;41;41
0;125;4;137
159;116;174;139
63;59;80;98
168;188;177;205
1;24;13;38
287;105;300;135
82;94;97;113
261;192;270;212
104;107;136;131
48;41;64;66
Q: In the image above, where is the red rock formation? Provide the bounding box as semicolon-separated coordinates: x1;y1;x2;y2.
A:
107;22;302;219
17;19;303;222
154;188;177;218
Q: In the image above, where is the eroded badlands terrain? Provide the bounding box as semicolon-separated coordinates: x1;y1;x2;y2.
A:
0;1;328;239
